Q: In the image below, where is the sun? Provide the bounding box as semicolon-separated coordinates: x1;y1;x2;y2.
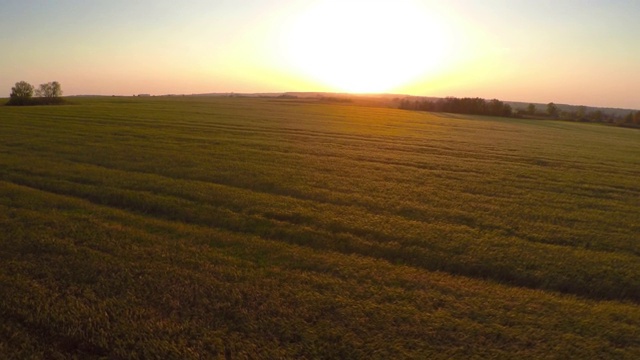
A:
283;0;450;93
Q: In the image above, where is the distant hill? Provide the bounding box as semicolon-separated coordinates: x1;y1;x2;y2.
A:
64;92;638;115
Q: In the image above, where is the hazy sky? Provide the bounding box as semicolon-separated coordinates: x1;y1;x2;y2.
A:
1;0;638;109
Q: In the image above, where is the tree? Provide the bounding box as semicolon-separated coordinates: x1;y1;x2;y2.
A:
35;81;62;98
527;103;536;115
7;81;36;105
547;102;558;118
488;99;505;116
10;81;34;99
589;110;603;122
624;112;634;124
502;103;513;117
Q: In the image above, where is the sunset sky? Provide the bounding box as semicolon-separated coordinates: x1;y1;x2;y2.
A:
1;0;638;109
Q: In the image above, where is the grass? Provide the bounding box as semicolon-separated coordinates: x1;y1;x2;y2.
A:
0;96;639;358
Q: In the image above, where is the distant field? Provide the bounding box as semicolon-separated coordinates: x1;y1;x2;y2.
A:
1;97;639;359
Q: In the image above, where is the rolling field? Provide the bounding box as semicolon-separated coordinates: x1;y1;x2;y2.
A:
1;96;639;359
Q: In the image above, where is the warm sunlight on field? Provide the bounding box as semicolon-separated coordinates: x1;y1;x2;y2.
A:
284;0;450;93
2;97;639;358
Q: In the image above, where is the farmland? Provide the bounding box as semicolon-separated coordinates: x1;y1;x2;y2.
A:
1;96;639;358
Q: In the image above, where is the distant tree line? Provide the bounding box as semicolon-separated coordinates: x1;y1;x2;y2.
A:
6;80;64;106
516;103;640;128
399;97;513;117
399;96;640;128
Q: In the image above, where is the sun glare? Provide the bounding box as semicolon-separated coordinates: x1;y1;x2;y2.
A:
284;1;450;93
